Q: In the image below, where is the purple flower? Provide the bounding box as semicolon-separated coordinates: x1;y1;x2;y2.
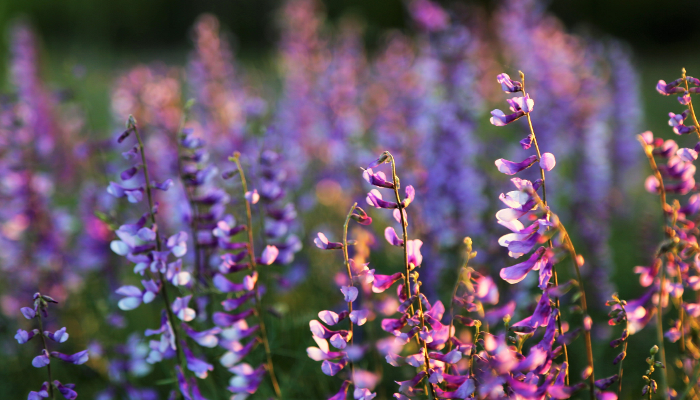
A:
384;227;404;246
258;245;279;265
497;73;523;93
372;273;403;293
15;329;38;344
314;232;343;250
183;345;213;379
656;79;684;95
489;108;525;126
363;168;394;188
172;295;196;322
213;309;255;327
495;155;538;175
539;153;556;171
406;239;423;267
366;189;398;209
183;325;221;348
166;232;188;258
677;148;698;162
328;381;351;400
21;307;36;320
341;286;358;302
51;350;89;365
45;327;69;343
500;247;549;284
32;350;51;368
54;381;78;400
244;189;260;204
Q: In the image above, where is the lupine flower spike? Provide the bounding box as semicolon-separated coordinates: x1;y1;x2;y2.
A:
363;151;443;399
309;202;377;399
214;151;281;398
19;293;88;399
491;71;598;399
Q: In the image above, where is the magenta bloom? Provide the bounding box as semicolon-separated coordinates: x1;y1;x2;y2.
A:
314;232;343;250
497;73;522;93
495;155;538;175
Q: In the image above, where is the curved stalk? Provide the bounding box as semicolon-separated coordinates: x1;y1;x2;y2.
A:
37;314;56;400
681;68;700;140
527;189;595;400
230;152;282;398
132;121;186;374
520;71;570;384
638;134;672;399
387;152;436;399
342;203;358;381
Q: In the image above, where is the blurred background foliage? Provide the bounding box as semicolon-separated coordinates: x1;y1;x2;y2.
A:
0;0;698;399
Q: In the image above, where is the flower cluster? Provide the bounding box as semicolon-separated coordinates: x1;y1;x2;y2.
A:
17;293;88;399
211;152;281;398
109;117;218;398
489;71;617;399
310;203;377;399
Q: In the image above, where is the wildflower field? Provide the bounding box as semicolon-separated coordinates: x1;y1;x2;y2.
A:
1;0;699;399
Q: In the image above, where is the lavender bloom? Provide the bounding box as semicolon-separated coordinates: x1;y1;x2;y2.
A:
18;293;88;398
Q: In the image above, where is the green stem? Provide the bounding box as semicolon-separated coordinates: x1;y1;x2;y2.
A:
527;189;595;400
387;152;436;399
656;255;669;399
132;121;186;375
681;68;700;141
37;314;56;400
342;203;357;382
520;71;570;384
617;304;629;398
231;153;282;398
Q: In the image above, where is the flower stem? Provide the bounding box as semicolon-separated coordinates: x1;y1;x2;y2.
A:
527;189;595;400
617;302;629;398
520;71;570;385
387;152;436;400
131;120;186;376
342;203;357;382
37;314;55;400
638;134;671;399
231;152;282;398
681;68;700;141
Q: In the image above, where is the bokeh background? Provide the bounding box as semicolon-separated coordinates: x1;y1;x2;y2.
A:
0;0;698;398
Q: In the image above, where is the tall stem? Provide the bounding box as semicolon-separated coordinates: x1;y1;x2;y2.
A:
37;314;55;400
520;72;570;384
638;135;671;399
132;122;185;373
656;254;670;399
617;303;629;398
528;190;595;400
387;152;436;399
231;153;282;398
681;68;700;140
342;203;357;381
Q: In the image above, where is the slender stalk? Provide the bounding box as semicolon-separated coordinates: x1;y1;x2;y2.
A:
638;134;671;399
527;189;595;400
37;314;55;400
131;121;186;372
681;68;700;140
520;71;570;384
617;302;629;398
656;254;670;399
387;152;436;399
676;263;686;354
231;152;282;398
342;203;357;381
